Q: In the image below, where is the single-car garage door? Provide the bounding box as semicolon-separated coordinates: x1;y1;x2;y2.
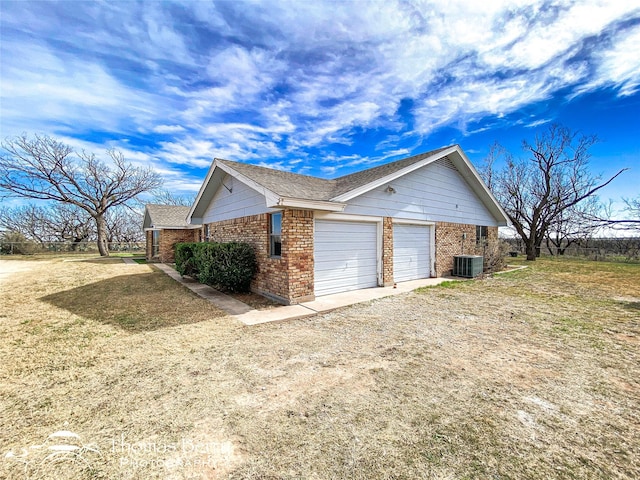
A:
393;224;431;282
314;220;379;296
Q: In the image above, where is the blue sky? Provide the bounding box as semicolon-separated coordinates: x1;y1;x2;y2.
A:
1;0;639;213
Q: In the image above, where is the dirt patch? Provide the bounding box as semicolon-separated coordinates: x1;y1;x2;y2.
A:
1;257;638;479
0;259;39;283
226;291;281;310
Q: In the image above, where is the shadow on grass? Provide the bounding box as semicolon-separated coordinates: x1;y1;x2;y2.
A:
623;301;640;311
78;258;126;265
41;272;226;332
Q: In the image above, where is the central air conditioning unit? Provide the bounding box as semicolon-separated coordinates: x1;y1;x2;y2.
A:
453;255;483;278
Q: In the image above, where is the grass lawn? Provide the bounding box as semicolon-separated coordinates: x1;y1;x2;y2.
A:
0;256;638;479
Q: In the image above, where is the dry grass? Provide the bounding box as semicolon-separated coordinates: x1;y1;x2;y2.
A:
0;256;638;479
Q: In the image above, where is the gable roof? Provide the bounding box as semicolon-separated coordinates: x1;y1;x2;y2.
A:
143;204;200;230
216;160;336;201
188;145;509;226
213;146;451;202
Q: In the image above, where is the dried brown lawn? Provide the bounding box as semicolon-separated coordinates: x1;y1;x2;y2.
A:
0;255;638;479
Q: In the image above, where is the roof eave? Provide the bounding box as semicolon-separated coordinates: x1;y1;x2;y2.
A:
188;159;283;224
449;148;510;226
330;145;459;202
187;159;219;225
144;224;202;231
272;197;346;212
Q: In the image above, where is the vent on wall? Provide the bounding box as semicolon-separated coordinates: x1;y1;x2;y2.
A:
453;255;483;278
435;156;456;170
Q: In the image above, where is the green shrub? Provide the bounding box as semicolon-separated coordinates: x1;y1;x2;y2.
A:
175;242;257;292
175;242;199;277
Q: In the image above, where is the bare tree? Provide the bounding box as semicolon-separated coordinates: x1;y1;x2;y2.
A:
51;204;95;247
0;203;96;247
618;196;640;229
0;134;162;256
481;124;627;260
544;196;604;255
151;189;195;207
625;196;640;219
105;205;145;243
0;204;52;243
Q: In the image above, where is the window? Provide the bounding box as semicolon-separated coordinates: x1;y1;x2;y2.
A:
152;230;160;257
476;225;488;246
270;212;282;257
203;224;210;242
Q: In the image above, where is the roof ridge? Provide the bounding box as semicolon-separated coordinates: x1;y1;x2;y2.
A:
333;145;454;182
217;158;335;184
214;146;456;201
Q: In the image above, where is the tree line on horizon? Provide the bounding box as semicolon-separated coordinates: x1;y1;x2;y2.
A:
0;126;638;258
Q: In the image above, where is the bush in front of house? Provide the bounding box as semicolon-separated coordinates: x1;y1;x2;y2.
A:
175;242;199;277
175;242;257;292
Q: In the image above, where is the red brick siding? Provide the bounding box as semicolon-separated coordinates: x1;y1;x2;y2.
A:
434;222;498;276
204;210;315;304
282;209;315;303
145;230;153;260
157;229;198;263
382;217;394;286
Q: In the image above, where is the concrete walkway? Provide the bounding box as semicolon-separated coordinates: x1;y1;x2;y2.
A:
153;263;254;315
151;261;456;325
236;277;455;325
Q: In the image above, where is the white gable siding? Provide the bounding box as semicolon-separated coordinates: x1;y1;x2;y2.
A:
342;158;498;226
202;174;272;223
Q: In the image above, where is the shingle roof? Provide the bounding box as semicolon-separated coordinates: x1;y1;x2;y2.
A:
332;146;452;197
145;204;194;228
217;145;453;201
217;160;336;201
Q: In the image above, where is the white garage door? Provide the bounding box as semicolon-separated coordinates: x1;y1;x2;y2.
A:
314;220;379;296
393;224;431;282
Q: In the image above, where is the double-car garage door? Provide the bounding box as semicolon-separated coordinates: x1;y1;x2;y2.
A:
314;219;432;297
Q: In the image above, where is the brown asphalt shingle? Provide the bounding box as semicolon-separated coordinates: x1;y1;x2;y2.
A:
217;145;453;201
145;204;193;228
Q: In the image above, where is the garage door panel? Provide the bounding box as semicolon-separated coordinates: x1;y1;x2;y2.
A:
314;257;378;272
393;224;431;282
314;220;378;296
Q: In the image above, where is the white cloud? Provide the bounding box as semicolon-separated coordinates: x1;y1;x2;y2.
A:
153;125;186;134
578;25;640;96
1;0;639;178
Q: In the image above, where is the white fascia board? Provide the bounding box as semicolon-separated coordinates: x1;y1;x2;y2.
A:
272;197;346;212
187;159;218;225
214;161;282;208
450;148;510;226
144;225;201;231
330;145;459;202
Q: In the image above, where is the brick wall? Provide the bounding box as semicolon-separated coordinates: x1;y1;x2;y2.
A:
158;229;199;263
382;217;394;286
193;214;500;301
204;210;314;304
145;230;153;260
282;209;315;303
434;222;499;276
205;213;283;298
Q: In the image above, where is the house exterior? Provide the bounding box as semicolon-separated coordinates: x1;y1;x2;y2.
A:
143;204;201;263
182;144;508;304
